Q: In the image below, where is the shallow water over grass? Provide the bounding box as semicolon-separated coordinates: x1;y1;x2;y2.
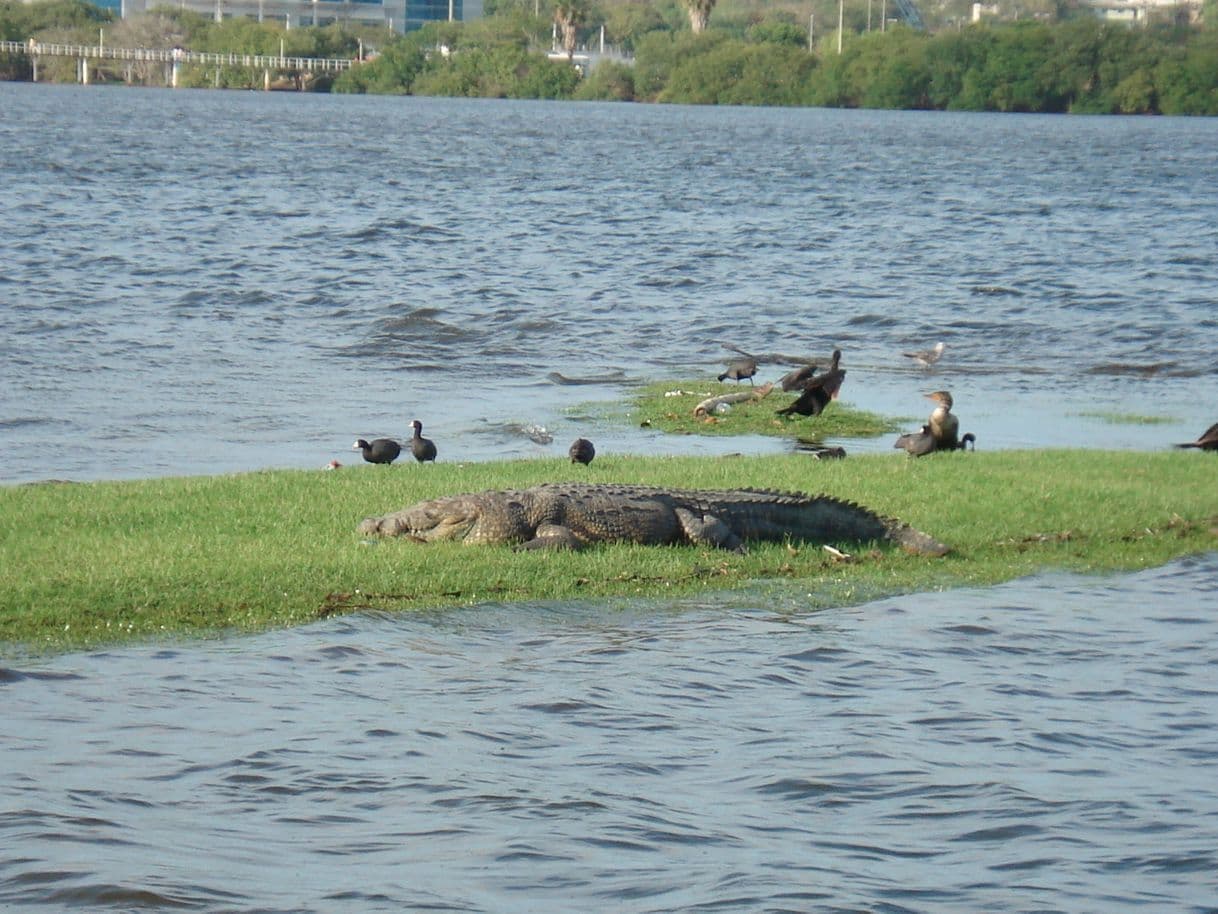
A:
3;554;1216;912
2;87;1218;483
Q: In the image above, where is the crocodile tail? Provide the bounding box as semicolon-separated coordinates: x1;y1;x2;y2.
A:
885;519;950;557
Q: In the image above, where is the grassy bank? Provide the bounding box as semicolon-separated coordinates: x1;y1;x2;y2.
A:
629;380;899;440
2;450;1216;654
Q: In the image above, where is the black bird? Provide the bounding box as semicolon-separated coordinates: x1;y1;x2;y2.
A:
894;425;937;457
779;363;816;392
410;420;437;463
568;437;595;465
1174;422;1218;451
779;349;840;392
718;357;757;385
803;445;847;460
894;426;975;457
353;437;402;465
777;352;845;418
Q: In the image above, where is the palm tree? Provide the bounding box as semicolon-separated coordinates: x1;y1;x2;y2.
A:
553;0;589;60
682;0;717;33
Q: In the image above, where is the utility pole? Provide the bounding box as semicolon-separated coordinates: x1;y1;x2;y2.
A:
808;13;814;51
837;0;844;54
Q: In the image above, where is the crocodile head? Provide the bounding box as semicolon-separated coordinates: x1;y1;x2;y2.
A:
358;493;480;542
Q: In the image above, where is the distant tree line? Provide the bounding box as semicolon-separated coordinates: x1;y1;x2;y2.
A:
3;0;1218;113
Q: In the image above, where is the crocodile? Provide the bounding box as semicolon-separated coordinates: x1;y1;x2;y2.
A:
357;482;949;556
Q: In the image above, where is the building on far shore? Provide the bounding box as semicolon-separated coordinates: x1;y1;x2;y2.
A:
70;0;483;33
971;0;1199;23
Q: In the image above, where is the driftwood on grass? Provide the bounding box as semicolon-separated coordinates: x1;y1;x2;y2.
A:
693;383;775;417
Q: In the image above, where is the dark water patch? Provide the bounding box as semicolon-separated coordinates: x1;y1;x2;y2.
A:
41;882;232;909
0;667;86;683
846;313;901;327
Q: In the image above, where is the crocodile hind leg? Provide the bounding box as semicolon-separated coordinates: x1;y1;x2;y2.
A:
515;524;586;551
674;508;746;552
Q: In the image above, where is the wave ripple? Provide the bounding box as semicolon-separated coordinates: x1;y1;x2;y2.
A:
3;556;1217;911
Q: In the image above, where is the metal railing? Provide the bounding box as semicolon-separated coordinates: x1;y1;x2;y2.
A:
1;40;356;72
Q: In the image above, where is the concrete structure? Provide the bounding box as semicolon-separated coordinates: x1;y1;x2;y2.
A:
1085;0;1199;23
969;0;1200;23
68;0;482;34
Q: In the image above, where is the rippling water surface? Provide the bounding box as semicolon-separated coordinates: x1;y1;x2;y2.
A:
3;84;1217;912
2;84;1217;481
3;555;1217;912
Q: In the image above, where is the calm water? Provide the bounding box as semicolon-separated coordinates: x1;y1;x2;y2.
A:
2;84;1218;912
1;84;1217;480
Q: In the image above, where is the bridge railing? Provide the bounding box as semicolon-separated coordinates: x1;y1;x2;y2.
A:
0;39;355;72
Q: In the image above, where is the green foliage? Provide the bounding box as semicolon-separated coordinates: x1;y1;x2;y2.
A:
629;380;896;439
661;37;817;104
816;26;931;109
602;0;667;50
0;0;110;40
746;19;807;47
956;22;1060;111
1155;29;1218;114
632;28;721;99
574;58;636;98
408;44;580;98
334;37;427;93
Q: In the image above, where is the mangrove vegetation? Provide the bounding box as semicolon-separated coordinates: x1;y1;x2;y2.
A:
4;0;1218;113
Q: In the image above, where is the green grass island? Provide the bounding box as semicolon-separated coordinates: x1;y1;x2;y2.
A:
3;424;1216;654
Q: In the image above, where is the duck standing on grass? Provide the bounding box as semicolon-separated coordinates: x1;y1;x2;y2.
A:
926;390;961;450
353;437;402;465
1174;422;1218;451
926;390;976;451
411;420;438;463
569;437;595;465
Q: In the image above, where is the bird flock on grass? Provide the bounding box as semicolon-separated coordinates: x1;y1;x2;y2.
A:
333;338;1214;472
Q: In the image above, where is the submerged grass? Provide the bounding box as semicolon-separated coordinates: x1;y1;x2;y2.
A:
629;379;898;439
2;450;1216;654
1073;410;1175;425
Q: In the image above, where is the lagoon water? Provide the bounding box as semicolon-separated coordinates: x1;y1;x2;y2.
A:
2;83;1217;912
2;84;1218;479
3;557;1217;912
